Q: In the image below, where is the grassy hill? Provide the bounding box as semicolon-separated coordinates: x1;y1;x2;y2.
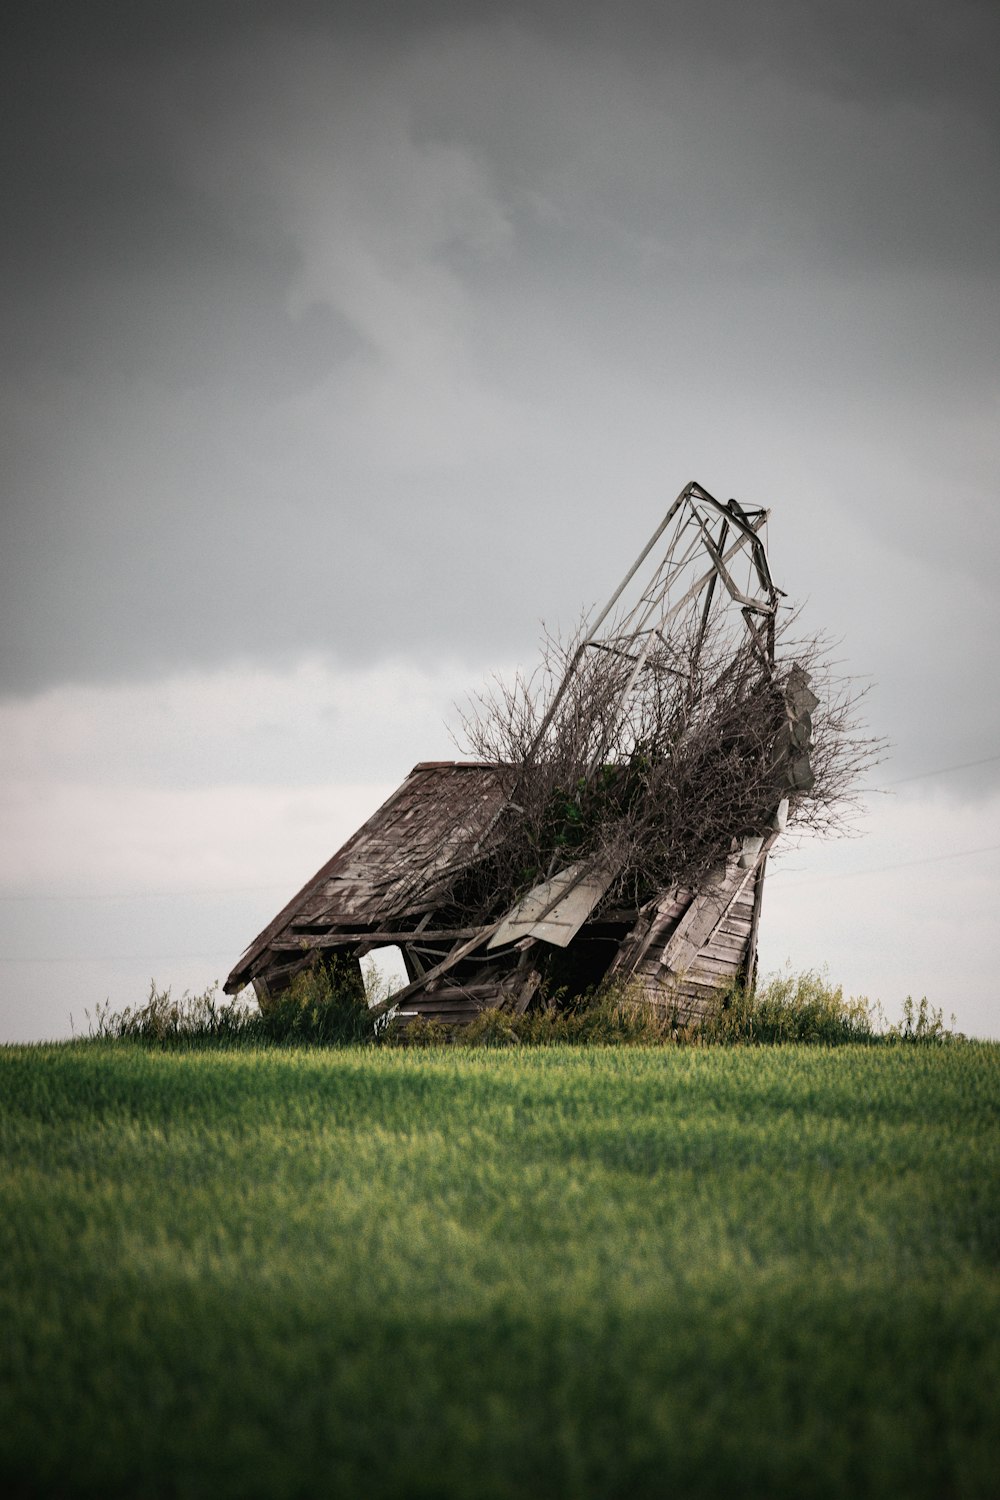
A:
2;1041;998;1498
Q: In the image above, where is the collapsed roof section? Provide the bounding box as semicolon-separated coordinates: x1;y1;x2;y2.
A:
225;480;813;1025
224;759;776;1026
225;761;509;1000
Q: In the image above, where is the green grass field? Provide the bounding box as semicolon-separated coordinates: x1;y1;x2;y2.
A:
2;1041;998;1498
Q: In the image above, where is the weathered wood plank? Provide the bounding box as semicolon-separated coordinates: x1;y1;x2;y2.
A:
401;1006;477;1015
658;867;753;974
375;919;507;1012
286;927;482;948
687;953;743;979
606;886;691;978
716;915;753;939
744;857;767;989
701;936;749;965
658;834;779;976
725;898;755;918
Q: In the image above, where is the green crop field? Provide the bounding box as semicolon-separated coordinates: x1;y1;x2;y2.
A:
2;1041;998;1498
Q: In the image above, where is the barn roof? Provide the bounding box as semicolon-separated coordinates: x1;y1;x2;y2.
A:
225;762;509;993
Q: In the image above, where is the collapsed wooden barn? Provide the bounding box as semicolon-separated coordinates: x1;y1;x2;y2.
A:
225;481;818;1027
223;760;776;1025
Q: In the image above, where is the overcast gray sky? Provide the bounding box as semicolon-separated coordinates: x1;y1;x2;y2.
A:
2;1;998;1041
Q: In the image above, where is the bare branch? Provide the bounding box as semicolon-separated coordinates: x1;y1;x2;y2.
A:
446;605;883;925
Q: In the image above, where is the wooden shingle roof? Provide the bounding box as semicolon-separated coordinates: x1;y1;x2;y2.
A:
225;762;509;993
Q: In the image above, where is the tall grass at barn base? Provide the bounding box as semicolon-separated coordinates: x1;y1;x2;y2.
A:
85;963;960;1049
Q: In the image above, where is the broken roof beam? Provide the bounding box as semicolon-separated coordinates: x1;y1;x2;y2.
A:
370;918;509;1015
286;926;481;945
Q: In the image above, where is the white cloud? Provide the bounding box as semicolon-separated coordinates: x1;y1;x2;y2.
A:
0;778;393;898
0;654;489;804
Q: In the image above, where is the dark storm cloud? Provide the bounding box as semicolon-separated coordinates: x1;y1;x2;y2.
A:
1;0;998;776
13;0;998;114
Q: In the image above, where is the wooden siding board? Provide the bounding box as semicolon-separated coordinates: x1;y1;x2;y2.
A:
701;936;749;965
687;954;743;979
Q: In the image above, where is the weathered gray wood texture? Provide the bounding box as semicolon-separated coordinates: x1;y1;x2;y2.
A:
225;762;509;996
225;761;770;1027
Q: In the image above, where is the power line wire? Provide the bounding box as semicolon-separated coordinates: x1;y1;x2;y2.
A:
880;751;1000;787
769;841;1000;883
